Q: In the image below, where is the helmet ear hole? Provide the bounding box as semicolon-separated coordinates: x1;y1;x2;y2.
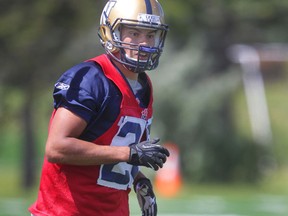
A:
98;25;119;53
99;26;107;41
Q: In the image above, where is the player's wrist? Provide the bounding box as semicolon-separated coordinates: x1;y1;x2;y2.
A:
113;146;131;162
124;146;131;162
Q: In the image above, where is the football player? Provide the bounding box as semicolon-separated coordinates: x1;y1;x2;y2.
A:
29;0;169;215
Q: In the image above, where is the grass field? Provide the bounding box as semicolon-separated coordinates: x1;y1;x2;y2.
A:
0;190;287;216
131;194;288;216
1;179;288;216
131;181;288;216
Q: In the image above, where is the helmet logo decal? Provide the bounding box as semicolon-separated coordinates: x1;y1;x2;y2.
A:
137;13;161;24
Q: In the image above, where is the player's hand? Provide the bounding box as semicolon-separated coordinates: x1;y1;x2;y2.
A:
134;178;157;216
128;138;170;171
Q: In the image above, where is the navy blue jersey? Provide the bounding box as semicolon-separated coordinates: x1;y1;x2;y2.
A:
53;60;151;142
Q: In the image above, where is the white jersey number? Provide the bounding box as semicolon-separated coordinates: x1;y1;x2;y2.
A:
97;116;152;190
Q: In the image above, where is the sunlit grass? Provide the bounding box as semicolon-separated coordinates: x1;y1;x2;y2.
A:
0;163;288;216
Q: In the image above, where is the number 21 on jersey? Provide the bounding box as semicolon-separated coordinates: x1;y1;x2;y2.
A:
97;116;152;190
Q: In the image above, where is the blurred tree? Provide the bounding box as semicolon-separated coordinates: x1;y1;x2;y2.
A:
0;0;104;188
155;0;288;182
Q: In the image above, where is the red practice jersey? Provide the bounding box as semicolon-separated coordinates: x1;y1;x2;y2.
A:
29;54;153;216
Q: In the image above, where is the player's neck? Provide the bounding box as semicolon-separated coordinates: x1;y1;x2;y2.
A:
112;59;139;80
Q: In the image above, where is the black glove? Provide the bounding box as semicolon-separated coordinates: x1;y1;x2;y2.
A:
128;138;170;171
134;178;157;216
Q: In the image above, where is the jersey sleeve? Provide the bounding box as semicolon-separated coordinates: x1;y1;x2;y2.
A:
53;62;108;123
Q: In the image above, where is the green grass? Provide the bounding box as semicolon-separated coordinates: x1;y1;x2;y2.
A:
1;196;287;216
1;163;288;216
1;181;288;216
131;181;288;216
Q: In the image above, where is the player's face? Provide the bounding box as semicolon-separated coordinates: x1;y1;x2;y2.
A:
120;25;157;61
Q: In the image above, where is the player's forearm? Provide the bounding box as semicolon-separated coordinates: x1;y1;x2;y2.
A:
45;137;130;165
